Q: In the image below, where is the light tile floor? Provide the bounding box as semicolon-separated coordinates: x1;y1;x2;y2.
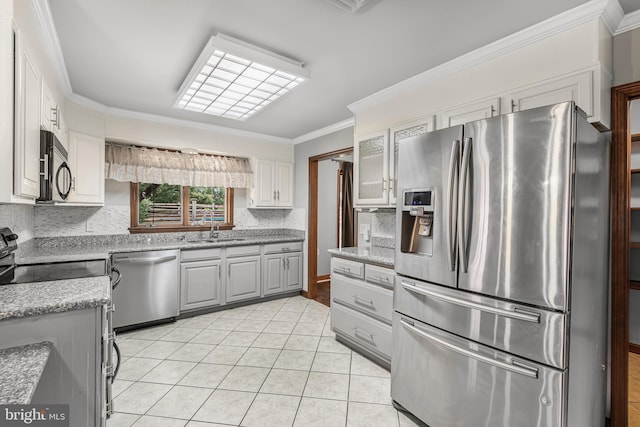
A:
108;295;420;427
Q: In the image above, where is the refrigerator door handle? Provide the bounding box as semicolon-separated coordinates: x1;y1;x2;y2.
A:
400;281;541;323
446;140;460;271
400;318;539;379
458;137;472;272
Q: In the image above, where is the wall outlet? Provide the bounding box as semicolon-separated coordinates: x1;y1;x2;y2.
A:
359;223;371;242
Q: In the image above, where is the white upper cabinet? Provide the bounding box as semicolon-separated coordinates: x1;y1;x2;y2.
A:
506;68;594;117
14;48;41;199
40;79;53;132
441;97;501;129
389;116;435;205
247;158;293;208
354;130;389;206
67;131;105;205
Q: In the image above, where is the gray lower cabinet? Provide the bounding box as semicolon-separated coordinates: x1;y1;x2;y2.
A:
330;256;395;368
181;248;224;311
226;251;261;303
262;242;303;296
284;252;303;291
0;307;105;426
263;253;285;295
180;259;223;310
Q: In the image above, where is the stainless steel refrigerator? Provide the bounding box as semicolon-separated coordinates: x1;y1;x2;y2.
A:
392;102;609;427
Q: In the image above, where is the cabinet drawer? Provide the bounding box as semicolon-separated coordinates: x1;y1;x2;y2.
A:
364;264;395;290
332;274;393;323
263;241;303;254
181;248;222;262
331;257;364;280
227;245;260;257
332;303;392;359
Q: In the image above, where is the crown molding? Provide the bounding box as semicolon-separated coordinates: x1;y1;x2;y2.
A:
348;0;611;113
602;0;625;34
69;93;294;144
615;8;640;34
31;0;72;96
293;118;354;144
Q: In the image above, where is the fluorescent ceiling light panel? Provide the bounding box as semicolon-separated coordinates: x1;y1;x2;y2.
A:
324;0;370;13
174;34;310;121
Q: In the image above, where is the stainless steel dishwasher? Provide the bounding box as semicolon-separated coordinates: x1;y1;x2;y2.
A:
111;249;180;329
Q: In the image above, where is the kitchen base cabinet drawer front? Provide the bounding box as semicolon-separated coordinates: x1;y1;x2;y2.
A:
395;277;567;369
332;303;392;358
364;264;395;289
181;248;222;262
391;313;565;427
332;275;393;323
263;242;303;254
227;245;260;257
331;258;364;280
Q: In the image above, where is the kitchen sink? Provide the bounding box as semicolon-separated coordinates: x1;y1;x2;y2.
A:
188;237;245;243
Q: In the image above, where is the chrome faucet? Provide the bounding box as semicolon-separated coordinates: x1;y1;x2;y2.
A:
205;208;219;239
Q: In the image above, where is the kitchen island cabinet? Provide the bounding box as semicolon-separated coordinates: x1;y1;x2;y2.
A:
328;249;395;369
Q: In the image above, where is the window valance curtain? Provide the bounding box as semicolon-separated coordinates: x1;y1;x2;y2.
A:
105;143;253;188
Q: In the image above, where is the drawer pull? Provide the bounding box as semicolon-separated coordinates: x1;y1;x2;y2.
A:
334;267;361;279
352;294;374;307
366;275;393;289
400;318;538;379
354;327;375;343
400;281;541;324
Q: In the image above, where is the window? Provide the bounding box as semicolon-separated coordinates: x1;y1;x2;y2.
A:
130;182;234;232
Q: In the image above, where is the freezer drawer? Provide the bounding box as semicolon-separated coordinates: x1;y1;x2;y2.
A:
332;302;392;360
332;274;393;323
395;277;567;369
392;312;566;427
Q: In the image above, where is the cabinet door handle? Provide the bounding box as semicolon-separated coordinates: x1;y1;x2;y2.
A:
218;265;221;280
382;177;386;191
282;258;286;269
277;190;280;201
273;190;277;200
286;258;289;269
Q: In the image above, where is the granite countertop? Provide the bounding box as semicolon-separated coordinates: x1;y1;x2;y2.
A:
0;342;52;404
328;246;395;268
0;277;111;321
15;230;305;265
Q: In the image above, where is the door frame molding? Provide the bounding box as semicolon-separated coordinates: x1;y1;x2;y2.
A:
306;147;353;299
610;81;640;427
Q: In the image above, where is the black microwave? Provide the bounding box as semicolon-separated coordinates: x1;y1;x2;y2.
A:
38;130;72;203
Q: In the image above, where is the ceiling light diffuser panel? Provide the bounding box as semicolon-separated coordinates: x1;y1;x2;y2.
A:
174;34;310;121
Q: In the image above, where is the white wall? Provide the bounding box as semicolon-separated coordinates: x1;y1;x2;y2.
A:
293;126;353;290
352;20;611;135
613;26;640;86
0;204;34;243
317;159;338;276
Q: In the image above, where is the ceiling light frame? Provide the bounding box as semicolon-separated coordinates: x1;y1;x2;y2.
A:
174;33;310;121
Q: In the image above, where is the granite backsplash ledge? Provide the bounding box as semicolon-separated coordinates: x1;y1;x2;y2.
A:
25;228;305;249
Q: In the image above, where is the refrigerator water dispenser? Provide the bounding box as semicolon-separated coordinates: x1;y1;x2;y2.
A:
400;189;434;256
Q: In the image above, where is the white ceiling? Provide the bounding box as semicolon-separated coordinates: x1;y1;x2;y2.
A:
48;0;635;139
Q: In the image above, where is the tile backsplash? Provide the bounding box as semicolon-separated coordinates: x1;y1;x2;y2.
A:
234;208;305;230
35;205;131;237
0;204;35;243
33;205;305;238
